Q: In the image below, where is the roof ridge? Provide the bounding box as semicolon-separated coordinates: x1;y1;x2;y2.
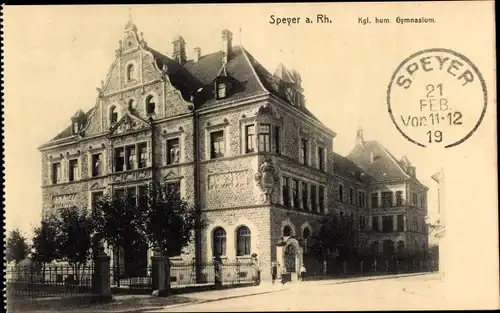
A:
374;141;410;178
239;46;271;94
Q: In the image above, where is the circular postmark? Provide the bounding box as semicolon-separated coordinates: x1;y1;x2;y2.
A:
387;48;487;148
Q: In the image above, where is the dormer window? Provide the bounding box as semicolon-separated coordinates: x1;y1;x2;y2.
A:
216;82;227;99
146;95;155;114
110;106;118;124
127;64;135;81
73;122;79;135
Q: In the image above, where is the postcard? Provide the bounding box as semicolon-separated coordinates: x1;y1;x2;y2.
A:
3;2;498;312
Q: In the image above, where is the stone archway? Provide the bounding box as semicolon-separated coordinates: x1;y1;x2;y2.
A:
276;237;303;281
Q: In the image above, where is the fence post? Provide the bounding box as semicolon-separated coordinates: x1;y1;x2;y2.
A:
385;260;389;273
396;260;399;274
151;255;166;295
343;260;347;276
360;261;363;276
374;259;377;274
420;260;423;272
93;251;111;301
323;260;327;276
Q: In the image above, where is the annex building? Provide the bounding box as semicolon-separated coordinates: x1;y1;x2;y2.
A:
39;17;429;281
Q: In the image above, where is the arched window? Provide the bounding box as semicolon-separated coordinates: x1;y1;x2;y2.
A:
146;95;155;114
397;240;405;252
302;227;311;254
370;241;380;255
127;64;135;81
128;99;135;111
110;106;118;124
236;226;251;256
213;227;226;257
283;225;292;237
383;240;395;255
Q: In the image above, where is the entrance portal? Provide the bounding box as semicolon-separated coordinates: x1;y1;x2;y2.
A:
284;245;297;273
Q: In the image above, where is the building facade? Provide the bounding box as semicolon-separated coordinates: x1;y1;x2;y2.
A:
39;18;428;281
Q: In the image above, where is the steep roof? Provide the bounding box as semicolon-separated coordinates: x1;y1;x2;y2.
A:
346;140;425;186
42;40;327;146
331;152;375;184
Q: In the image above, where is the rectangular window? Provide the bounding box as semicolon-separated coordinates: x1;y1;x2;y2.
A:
413;216;418;232
115;188;125;199
412;192;418;207
126;146;136;170
245;125;255;153
210;130;225;159
126;187;136;205
92;153;102;177
381;191;394;207
115;147;125;172
420;195;426;210
91;191;104;213
338;184;344;202
358;191;365;208
282;177;290;207
167;138;180;164
138;143;148;168
292;179;299;208
138;185;148;207
396;191;403;206
349;188;355;205
302;182;308;210
310;185;317;212
300;138;308;165
397;215;405;231
372;216;379;231
319;186;325;213
258;124;271;152
318;147;325;171
382;216;393;233
359;216;366;230
370;192;378;208
167;182;181;201
274;125;281;154
51;162;61;184
68;159;78;182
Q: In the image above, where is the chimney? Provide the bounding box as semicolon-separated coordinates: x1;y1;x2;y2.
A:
172;35;187;65
356;128;364;147
221;29;233;64
193;47;201;63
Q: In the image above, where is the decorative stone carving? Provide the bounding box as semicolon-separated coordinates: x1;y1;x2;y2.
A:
254;157;280;204
112;115;149;135
207;170;249;190
111;169;151;183
52;194;77;209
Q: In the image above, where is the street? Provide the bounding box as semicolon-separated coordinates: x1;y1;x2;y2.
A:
147;274;448;312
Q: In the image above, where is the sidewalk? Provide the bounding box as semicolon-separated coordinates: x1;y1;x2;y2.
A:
157;272;438;311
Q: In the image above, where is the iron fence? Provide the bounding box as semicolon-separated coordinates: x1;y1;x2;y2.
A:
6;264;95;299
110;266;152;290
304;257;439;281
169;259;256;288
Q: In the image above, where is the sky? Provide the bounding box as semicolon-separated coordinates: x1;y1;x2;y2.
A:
3;3;496;247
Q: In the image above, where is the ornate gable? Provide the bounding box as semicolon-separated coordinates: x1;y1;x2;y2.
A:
109;113;151;136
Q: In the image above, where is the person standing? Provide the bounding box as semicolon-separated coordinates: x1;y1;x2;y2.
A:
280;266;288;285
271;261;278;284
300;264;307;281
